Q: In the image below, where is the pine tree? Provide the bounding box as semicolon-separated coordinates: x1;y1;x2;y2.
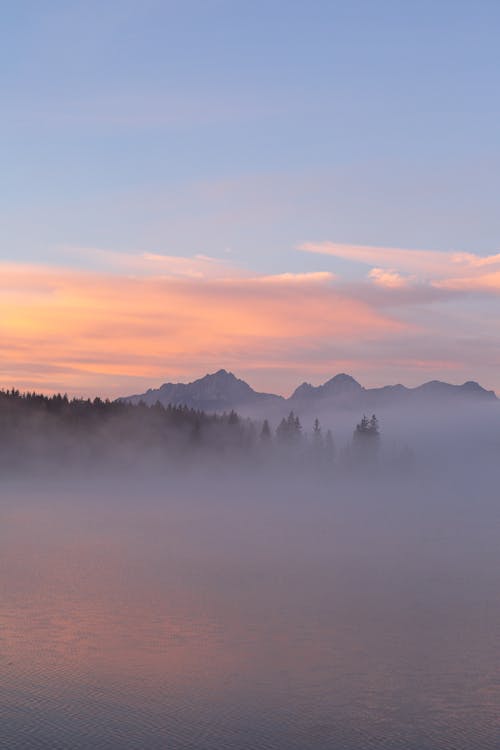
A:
228;410;239;425
355;414;370;435
368;414;379;436
260;419;271;441
312;417;323;453
276;417;289;442
325;429;335;463
352;414;380;466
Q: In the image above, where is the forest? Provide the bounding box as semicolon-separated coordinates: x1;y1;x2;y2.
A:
0;388;386;476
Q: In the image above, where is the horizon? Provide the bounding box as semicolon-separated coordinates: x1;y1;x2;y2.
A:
4;367;497;403
128;367;499;399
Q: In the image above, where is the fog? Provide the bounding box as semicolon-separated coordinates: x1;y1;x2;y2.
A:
2;388;500;480
1;394;499;748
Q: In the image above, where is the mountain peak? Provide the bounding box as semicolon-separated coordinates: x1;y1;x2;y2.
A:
121;369;282;410
199;369;236;383
462;380;488;392
327;373;357;381
322;373;362;389
290;373;363;401
291;382;315;398
415;380;496;400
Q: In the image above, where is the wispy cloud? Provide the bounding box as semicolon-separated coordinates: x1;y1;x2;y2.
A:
60;246;237;278
300;241;500;292
368;268;414;289
433;270;500;291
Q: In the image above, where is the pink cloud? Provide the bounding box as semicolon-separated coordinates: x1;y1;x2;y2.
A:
300;241;500;292
368;268;414;289
433;270;500;292
299;241;456;276
0;259;404;396
61;246;238;278
1;248;498;397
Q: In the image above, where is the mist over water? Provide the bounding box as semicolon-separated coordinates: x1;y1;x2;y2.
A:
1;398;499;749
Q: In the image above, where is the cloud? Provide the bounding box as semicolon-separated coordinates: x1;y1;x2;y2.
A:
368;268;414;289
433;270;500;291
0;258;404;396
60;246;237;278
299;241;500;292
300;241;456;276
257;271;336;284
2;247;498;397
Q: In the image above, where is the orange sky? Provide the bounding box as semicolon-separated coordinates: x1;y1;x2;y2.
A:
1;245;499;397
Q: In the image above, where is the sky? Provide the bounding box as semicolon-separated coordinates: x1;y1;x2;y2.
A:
2;0;500;397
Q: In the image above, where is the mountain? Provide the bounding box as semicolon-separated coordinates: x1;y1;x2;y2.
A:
121;369;284;412
290;373;363;404
290;376;497;410
121;370;497;413
412;379;496;400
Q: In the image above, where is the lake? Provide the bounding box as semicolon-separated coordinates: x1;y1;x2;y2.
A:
1;473;499;749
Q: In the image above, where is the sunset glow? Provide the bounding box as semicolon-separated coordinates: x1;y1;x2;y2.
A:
1;244;499;396
2;2;499;399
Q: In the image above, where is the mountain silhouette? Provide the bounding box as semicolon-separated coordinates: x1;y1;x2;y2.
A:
121;370;497;413
122;369;283;411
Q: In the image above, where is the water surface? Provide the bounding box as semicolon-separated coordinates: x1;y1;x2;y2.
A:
1;475;499;748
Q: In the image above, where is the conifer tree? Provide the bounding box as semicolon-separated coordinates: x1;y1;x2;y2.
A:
369;414;380;436
325;429;335;463
352;413;380;465
260;419;271;441
312;417;323;453
276;417;288;442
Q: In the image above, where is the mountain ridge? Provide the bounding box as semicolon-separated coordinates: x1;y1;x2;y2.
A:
122;369;284;411
120;370;497;412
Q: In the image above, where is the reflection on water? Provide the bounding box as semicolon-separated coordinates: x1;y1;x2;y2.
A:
1;476;499;749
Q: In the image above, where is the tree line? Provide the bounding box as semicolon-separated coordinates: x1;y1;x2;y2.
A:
0;388;385;475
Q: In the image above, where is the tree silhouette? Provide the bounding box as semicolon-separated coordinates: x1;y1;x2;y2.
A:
277;411;302;445
369;414;380;437
228;410;239;425
311;417;324;461
260;419;271;441
352;413;381;466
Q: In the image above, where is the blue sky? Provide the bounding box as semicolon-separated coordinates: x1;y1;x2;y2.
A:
3;0;500;273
